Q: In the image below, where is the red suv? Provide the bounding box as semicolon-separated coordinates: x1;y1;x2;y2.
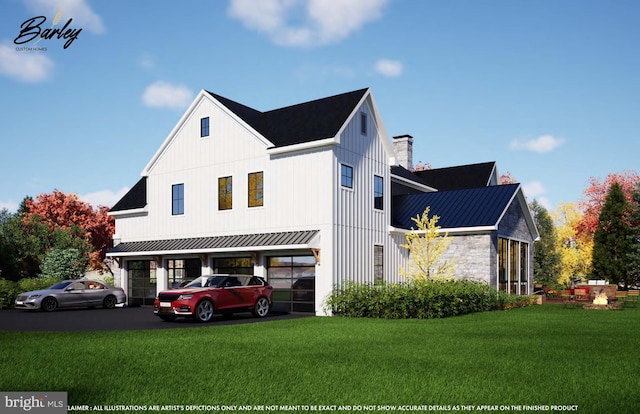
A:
154;275;272;322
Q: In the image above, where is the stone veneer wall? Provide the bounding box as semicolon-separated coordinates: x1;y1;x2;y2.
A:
438;234;494;285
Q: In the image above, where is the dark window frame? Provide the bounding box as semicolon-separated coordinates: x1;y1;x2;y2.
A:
172;183;184;215
374;175;384;210
341;164;353;189
201;117;210;137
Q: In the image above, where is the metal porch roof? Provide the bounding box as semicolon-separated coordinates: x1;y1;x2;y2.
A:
108;230;319;255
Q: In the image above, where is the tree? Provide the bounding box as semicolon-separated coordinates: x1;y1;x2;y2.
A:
627;183;640;287
40;248;87;280
553;202;593;286
578;170;640;238
530;200;562;286
0;210;93;281
499;171;517;185
23;190;115;270
592;183;633;288
400;207;456;281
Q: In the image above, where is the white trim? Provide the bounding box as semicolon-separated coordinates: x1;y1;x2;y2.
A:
390;173;438;193
266;137;337;155
143;90;274;175
388;225;497;236
108;208;148;218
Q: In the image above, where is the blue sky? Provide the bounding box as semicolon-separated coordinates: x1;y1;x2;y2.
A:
1;0;638;212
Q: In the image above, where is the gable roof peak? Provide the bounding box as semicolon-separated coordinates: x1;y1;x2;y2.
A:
205;88;370;148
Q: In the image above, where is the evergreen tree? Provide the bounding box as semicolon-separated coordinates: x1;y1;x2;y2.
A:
592;182;633;287
530;200;562;286
627;184;640;287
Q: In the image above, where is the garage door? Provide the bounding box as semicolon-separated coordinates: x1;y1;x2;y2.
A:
267;255;316;313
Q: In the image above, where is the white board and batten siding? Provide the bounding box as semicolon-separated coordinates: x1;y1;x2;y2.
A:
332;98;396;287
117;95;335;243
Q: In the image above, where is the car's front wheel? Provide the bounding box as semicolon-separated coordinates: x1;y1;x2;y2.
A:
252;297;270;318
103;295;117;309
41;297;57;312
194;300;214;322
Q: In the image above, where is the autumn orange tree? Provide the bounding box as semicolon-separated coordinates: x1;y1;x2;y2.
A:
22;190;115;271
577;170;640;238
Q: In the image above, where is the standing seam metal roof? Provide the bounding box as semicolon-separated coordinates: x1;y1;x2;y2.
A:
108;230;319;255
392;184;520;230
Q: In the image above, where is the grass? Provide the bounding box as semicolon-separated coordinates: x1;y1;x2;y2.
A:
1;305;639;413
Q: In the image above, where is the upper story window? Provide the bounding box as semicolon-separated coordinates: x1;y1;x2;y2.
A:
218;176;232;210
374;175;384;210
360;112;367;135
172;183;184;215
201;117;210;137
248;171;264;207
341;164;353;189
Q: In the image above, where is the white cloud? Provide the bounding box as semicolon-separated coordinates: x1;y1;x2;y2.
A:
142;81;194;110
228;0;389;47
0;200;19;212
510;135;565;153
79;187;129;208
523;181;546;198
24;0;106;34
0;41;54;82
374;59;403;77
523;181;552;209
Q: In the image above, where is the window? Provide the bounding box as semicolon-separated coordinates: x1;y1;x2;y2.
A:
248;171;264;207
498;237;529;295
200;117;209;137
374;245;384;285
172;184;184;215
167;259;202;288
341;164;353;188
374;175;384;210
360;112;367;135
218;176;232;210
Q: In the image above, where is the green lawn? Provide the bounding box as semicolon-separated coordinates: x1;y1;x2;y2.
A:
1;305;639;414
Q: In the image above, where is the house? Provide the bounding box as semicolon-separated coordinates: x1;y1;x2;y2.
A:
107;88;539;314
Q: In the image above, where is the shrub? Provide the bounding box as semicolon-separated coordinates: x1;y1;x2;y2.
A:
325;279;533;319
40;248;87;280
0;277;63;309
0;279;19;310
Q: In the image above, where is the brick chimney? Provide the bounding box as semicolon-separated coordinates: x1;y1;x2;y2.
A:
393;134;413;170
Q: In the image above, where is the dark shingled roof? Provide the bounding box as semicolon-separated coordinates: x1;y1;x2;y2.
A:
206;88;368;148
110;177;147;212
392;184;519;230
414;162;496;191
108;230;319;255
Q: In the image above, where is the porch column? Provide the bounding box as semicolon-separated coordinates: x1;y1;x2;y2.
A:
199;254;210;275
153;256;167;292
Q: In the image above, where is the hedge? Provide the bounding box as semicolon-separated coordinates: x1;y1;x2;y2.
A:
324;279;533;319
0;277;62;310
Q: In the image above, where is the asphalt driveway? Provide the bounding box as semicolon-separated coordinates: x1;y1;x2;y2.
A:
0;306;311;332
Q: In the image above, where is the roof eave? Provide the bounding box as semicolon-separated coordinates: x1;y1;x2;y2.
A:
266;137;338;155
389;225;497;235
